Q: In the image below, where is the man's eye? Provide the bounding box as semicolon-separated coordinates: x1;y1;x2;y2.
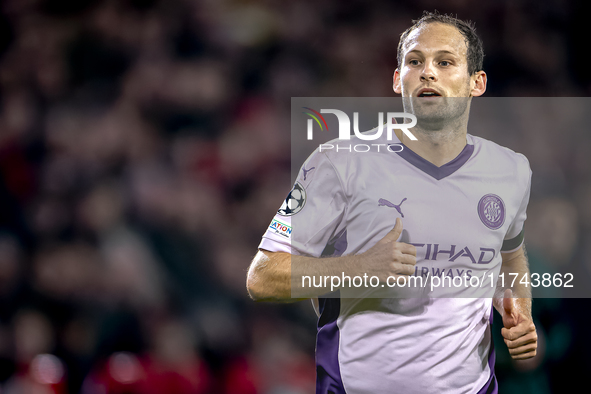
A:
440;61;450;66
409;60;420;66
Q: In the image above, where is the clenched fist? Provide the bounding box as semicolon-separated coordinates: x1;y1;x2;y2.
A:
359;218;417;282
501;289;538;360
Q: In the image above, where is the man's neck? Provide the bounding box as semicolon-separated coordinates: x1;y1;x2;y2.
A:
395;121;468;167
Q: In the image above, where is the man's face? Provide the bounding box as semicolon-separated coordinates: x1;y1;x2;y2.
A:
393;22;486;122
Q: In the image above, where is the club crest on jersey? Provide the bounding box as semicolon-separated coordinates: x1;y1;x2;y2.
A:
278;182;306;216
478;194;505;230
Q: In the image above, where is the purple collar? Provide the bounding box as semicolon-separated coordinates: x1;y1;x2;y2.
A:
394;142;474;180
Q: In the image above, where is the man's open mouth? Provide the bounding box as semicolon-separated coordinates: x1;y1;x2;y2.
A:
418;89;442;97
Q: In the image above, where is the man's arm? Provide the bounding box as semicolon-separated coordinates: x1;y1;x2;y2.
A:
246;218;416;302
493;245;538;360
246;249;357;302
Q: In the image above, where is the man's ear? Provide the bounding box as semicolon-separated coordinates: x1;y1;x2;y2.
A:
470;71;487;97
393;69;402;94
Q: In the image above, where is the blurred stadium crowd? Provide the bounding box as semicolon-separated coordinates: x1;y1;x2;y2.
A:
0;0;590;393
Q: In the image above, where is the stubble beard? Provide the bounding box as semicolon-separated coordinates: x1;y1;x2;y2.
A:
402;95;472;145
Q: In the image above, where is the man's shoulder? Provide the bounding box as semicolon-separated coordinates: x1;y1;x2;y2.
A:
469;134;530;171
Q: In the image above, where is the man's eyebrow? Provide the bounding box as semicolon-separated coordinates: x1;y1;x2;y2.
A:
405;49;459;57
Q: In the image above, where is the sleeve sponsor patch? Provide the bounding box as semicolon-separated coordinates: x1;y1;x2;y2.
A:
268;219;292;239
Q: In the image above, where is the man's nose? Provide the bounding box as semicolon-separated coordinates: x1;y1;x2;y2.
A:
420;64;437;82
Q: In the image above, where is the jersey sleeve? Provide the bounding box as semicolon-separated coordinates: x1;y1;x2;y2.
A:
501;154;532;253
258;149;348;257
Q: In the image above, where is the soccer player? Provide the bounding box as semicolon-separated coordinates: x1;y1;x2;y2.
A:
247;12;538;394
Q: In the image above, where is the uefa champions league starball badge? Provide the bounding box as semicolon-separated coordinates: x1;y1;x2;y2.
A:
478;194;505;230
278;182;307;216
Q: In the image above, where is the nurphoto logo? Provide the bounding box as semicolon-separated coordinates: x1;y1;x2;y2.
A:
302;108;417;153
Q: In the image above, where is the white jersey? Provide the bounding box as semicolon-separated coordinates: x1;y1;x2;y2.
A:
259;131;531;394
